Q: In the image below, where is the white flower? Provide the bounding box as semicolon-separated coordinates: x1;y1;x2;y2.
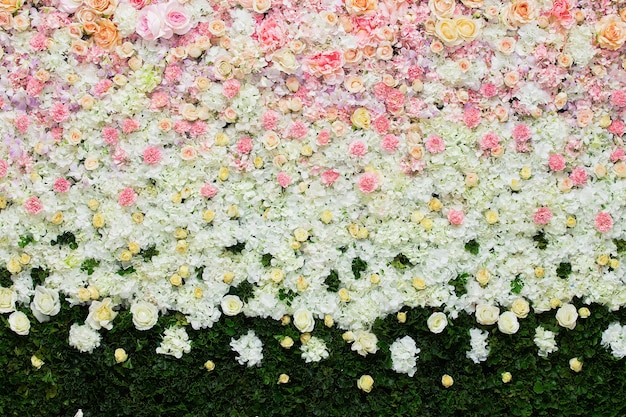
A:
131;301;159;331
221;295;243;316
466;328;490;364
427;312;448;334
86;298;118;330
350;329;378;357
69;323;101;353
300;336;329;363
475;304;500;325
8;311;31;335
497;311;520;334
0;287;16;313
534;326;558;357
601;322;626;359
555;303;578;330
390;336;420;377
293;308;315;333
30;286;61;323
156;326;192;359
230;330;263;367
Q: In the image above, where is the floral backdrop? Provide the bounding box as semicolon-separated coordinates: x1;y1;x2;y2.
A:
2;0;626;383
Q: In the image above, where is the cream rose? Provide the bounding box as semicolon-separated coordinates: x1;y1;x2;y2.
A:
501;0;537;29
351;107;371;129
293;308;315;333
475;304;500;325
131;301;159;330
86;297;118;330
272;49;299;74
511;298;530;319
221;295;243;316
357;375;374;392
429;0;455;19
30;286;61;323
351;330;378;356
596;15;626;50
556;303;578;330
9;311;30;335
345;0;378;15
455;16;480;41
427;312;448;333
498;311;520;334
435;18;460;46
0;287;16;313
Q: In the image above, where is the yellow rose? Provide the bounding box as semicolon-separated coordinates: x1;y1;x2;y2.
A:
31;355;44;369
114;348;128;363
204;360;216;371
435;18;460;46
511;298;530;318
578;307;591;318
203;210;215;223
569;358;583;372
357;375;374;392
280;336;294;349
485;210;499;224
324;314;334;327
428;198;443;212
596;15;626;50
475;268;491;286
501;372;512;383
351;107;371;129
92;213;105;228
413;277;426;290
455;16;480;41
441;374;454;388
223;272;235;284
338;288;351;302
278;374;290;384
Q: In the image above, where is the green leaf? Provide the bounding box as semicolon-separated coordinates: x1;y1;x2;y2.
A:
511;275;524;294
324;270;340;292
556;262;572;279
351;257;367;280
464;239;480;255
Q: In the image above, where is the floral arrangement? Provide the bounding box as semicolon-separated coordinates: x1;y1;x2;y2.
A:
2;0;626;391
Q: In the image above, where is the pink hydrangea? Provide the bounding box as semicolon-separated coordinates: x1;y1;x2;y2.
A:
447;209;464;225
425;135;446;154
569;167;587;186
548;154;566;171
358;172;379;193
321;169;340;186
143;146;162;165
24;196;43;215
349;141;368;157
595;212;613;233
277;172;292;188
200;183;218;198
118;188;137;207
533;207;553;225
53;177;71;193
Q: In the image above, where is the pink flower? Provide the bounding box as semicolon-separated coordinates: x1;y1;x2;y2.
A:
277;172;292;188
150;92;169;109
595;212;613;233
189;121;208;137
256;18;287;52
349;141;368;157
447;209;464;225
317;130;331;146
425;135;446;154
608;120;625;136
480;132;499;151
222;79;241;99
53;177;71;193
118;188;137;207
569;167;587;186
381;134;399;153
14;114;30;134
372;115;391;134
463;107;481;129
136;4;173;40
321;169;340;186
533;207;553;225
26;77;44;97
143;146;162;165
29;33;48;51
50;102;69;123
122;119;140;134
512;123;532;152
304;50;344;78
200;183;218;198
0;160;8;177
610;148;625;162
164;65;182;83
611;90;626;108
102;127;119;146
163;1;193;36
237;137;253;154
262;111;279;130
358;172;379;193
480;83;498;98
548;154;566;171
93;79;113;96
288;121;308;139
24;196;43;215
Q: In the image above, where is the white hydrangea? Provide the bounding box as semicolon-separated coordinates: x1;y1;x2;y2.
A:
390;336;420;377
230;330;264;367
601;322;626;359
466;328;490;364
300;336;329;363
156;326;192;359
534;326;558;357
68;323;101;353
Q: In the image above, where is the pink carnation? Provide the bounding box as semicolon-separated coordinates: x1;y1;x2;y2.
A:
93;79;113;96
610;148;625;162
143;146;162;165
569;167;587;186
24;196;43;215
480;132;499;151
381;134;399;152
237;137;253;154
118;188;137;207
14;114;30;134
26;78;44;97
533;207;553;225
480;83;498;98
189;121;208;137
611;90;626;108
53;177;71;193
222;79;241;99
548;154;566;171
288;121;308;140
277;172;292;188
358;172;379;193
512;123;532;152
595;212;613;233
29;33;48;51
608;120;625;136
447;209;464;225
349;141;368;157
262;111;279;130
102;127;119;146
425;135;446;154
164;65;182;83
463;107;481;129
50;102;69;123
0;160;8;178
321;169;340;186
200;183;218;198
372;115;391;134
122;119;140;134
317;130;331;146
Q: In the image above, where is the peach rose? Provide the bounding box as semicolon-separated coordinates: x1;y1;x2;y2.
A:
429;0;455;19
596;15;626;50
345;0;378;15
0;0;21;13
85;0;118;15
501;0;537;29
94;19;120;50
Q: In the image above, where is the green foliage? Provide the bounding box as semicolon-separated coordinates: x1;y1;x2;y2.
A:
556;262;572;279
30;268;50;285
511;275;524;294
51;232;78;250
261;253;273;267
229;280;254;303
614;239;626;254
225;241;246;255
140;245;159;262
80;259;100;276
116;266;136;276
18;234;35;248
351;257;367;280
450;273;470;297
464;239;480;255
533;232;548;250
324;270;340;292
0;268;11;287
390;253;413;269
278;288;297;306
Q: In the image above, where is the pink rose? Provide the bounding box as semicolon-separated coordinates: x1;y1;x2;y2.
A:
447;209;464;225
136;4;172;40
534;207;552;225
595;212;613;233
358;172;379;193
304;51;344;78
201;183;218;198
317;130;331;146
163;1;193;36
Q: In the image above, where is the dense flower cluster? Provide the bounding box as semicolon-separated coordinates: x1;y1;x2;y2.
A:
0;0;625;365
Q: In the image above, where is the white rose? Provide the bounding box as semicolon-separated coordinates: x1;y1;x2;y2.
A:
9;311;31;335
86;298;118;330
131;301;159;330
221;295;243;316
427;312;448;334
556;303;578;330
351;330;378;356
58;0;82;13
272;49;300;74
293;308;315;333
497;311;520;334
30;286;61;323
475;304;500;325
511;298;530;319
0;287;16;313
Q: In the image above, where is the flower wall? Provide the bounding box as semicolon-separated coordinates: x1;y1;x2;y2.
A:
2;0;626;400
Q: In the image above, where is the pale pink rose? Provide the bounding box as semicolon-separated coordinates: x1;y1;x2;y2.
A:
447;209;464;225
595;212;613;233
180;146;197;161
163;1;193;35
358;172;379;193
24;196;43;215
58;0;83;13
533;207;552;225
53;177;71;193
136;5;172;40
118;188;137;207
349;141;368;157
425;135;446;154
548;154;566;171
143;146;162;165
277;172;292;188
321;169;340;186
201;183;218;198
